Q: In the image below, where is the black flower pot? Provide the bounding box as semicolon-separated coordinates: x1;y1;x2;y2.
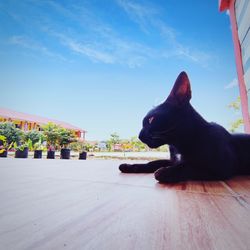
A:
34;150;43;159
61;148;70;159
15;147;28;158
0;150;7;158
79;151;87;160
47;150;55;159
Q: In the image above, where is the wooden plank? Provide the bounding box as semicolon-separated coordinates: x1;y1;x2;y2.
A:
0;158;246;195
0;159;250;250
225;176;250;197
156;181;233;195
1;183;249;250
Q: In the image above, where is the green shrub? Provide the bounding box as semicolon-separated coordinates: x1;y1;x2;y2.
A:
23;130;44;146
69;141;87;152
58;127;77;148
0;122;23;145
0;135;13;153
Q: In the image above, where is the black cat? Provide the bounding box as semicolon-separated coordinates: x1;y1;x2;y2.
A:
119;71;250;183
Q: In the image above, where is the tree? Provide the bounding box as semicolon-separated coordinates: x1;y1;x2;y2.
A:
42;123;77;149
110;133;120;144
106;132;120;151
130;136;147;151
42;122;60;149
228;97;244;132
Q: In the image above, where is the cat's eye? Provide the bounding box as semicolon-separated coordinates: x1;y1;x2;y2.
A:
149;116;154;124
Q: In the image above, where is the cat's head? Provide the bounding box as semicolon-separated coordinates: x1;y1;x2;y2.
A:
139;71;192;148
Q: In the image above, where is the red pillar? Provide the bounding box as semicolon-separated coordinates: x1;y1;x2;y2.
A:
228;0;250;133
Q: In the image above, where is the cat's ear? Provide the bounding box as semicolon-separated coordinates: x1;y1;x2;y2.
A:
166;71;191;106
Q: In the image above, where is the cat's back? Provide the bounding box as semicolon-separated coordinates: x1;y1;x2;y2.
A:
231;133;250;174
185;122;231;159
231;133;250;145
206;122;231;142
231;133;250;153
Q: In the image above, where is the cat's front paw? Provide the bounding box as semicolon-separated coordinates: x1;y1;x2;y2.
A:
119;164;135;173
154;166;185;183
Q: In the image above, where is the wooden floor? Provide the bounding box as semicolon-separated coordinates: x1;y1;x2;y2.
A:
0;158;250;250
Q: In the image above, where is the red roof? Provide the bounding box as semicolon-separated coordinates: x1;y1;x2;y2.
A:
0;107;85;132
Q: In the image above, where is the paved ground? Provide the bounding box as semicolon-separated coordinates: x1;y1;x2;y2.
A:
0;158;250;250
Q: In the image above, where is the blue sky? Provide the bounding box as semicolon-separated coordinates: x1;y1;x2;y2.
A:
0;0;242;140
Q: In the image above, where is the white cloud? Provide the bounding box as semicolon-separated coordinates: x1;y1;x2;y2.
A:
49;29;154;67
36;1;153;68
65;40;115;64
225;78;238;89
116;0;157;33
9;35;66;61
6;1;214;68
116;0;213;67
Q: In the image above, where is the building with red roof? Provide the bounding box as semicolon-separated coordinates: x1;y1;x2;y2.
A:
0;107;86;140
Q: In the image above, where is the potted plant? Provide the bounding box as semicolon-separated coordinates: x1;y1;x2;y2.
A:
0;135;13;158
58;127;76;159
42;123;59;159
14;139;32;158
79;143;90;160
0;122;22;157
79;150;87;160
33;138;46;159
0;122;22;144
46;145;55;159
70;141;87;160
